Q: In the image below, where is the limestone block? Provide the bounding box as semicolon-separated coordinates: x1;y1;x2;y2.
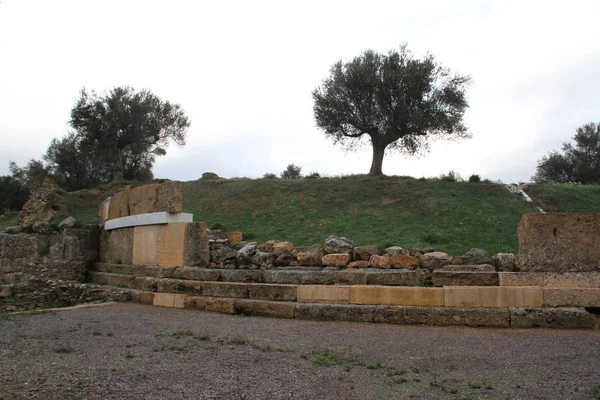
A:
367;270;431;287
347;261;369;269
349;286;444;306
153;292;187;308
132;225;161;266
321;253;351;267
219;270;262;283
158;223;187;267
444;286;543;307
156;181;183;213
296;245;325;266
99;228;134;265
273;241;294;255
517;213;600;272
171;267;220;282
201;282;249;298
188;296;235;314
332;270;372;285
247;284;297;301
108;188;131;220
374;306;510;327
262;270;333;285
432;271;499;287
543;288;600;307
353;245;382;261
443;265;495;272
295;303;375;322
227;231;243;245
499;272;600;288
99;197;111;226
234;299;296;319
129;184;158;215
368;255;390;269
297;285;350;303
156;279;202;296
509;307;594;329
420;252;453;270
389;254;420;269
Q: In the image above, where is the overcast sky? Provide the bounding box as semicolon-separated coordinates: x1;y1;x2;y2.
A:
1;0;599;183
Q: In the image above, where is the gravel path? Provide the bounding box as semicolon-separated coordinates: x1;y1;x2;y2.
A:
1;303;599;399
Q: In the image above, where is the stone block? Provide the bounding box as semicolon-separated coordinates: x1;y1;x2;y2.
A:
349;286;444;306
420;252;452;270
171;267;220;282
108;188;131;220
353;245;382;261
227;231;243;245
510;307;594;329
296;245;325;266
273;241;294;255
347;261;369;269
369;255;390;269
332;270;372;285
219;269;262;283
432;271;499;287
234;299;296;318
188;296;235;314
201;282;249;298
517;213;600;272
129;184;158;215
322;253;351;267
295;303;375;322
297;285;350;303
247;284;297;301
133;276;160;292
389;254;420;269
158;223;187;267
442;264;495;272
156;181;183;213
99;197;111;226
366;270;431;286
543;288;600;307
444;286;543;307
374;306;510;327
153;292;187;308
499;272;600;288
156;279;203;295
99;228;134;265
139;292;155;305
262;270;333;285
132;225;161;266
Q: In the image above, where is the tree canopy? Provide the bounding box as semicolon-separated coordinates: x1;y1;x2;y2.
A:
533;122;600;184
312;45;471;175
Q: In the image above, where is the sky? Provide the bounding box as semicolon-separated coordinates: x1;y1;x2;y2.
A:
1;0;599;183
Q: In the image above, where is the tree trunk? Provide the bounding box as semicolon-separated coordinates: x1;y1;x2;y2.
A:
369;143;386;176
112;151;124;183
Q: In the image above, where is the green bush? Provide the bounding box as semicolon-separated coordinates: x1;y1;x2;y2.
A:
468;174;481;183
439;170;462;182
211;222;226;230
305;172;321;179
262;173;278;179
280;164;302;180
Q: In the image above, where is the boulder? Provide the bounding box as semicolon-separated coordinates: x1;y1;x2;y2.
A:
227;231;243;245
58;216;76;230
420;252;452;270
3;226;22;234
156;181;183;213
324;235;355;254
493;253;518;272
19;178;60;226
462;248;493;265
385;246;409;255
322;253;351;267
202;172;219;180
389;254;420;269
273;253;297;267
258;240;279;253
296;245;325;266
347;260;369;268
236;245;257;265
368;255;390;269
273;241;294;255
253;251;275;266
32;220;53;234
210;247;236;264
353;245;381;261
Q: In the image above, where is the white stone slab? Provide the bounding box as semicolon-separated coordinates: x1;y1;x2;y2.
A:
104;212;193;231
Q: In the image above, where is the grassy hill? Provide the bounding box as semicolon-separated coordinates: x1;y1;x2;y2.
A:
4;177;600;256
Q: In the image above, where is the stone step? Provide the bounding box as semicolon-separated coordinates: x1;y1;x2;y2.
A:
432;271;499;287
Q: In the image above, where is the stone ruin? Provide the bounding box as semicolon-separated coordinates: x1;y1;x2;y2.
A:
1;181;599;329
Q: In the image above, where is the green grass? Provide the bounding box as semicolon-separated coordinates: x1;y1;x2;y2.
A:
526;184;600;213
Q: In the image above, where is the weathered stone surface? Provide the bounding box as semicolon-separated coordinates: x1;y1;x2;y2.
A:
444;286;543;307
389;254;420;269
219;269;262;282
347;260;369;269
129;184;158;215
262;270;333;285
3;226;23;234
184;222;209;268
227;231;243;245
420;252;452;270
132;225;161;266
156;181;183;213
493;253;518;272
510;307;594;329
156;278;203;295
353;245;381;261
375;306;510;327
19;178;59;226
234;299;296;318
201;172;219;180
210;246;236;264
58;217;76;230
252;251;275;266
366;270;431;286
272;241;294;255
258;240;278;253
296;245;325;266
442;264;495;272
295;303;375;322
99;227;134;265
384;246;409;255
368;255;390;269
297;285;349;303
32;220;53;234
99;197;111;226
433;271;499;287
247;284;297;301
543;288;600;307
350;286;444;306
201;282;248;298
0;286;12;297
187;296;235;314
321;253;351;267
499;272;600;288
153;292;187;308
158;223;186;267
518;213;600;272
324;235;354;254
108;187;131;220
332;270;372;285
273;253;297;267
171;267;220;282
236;245;257;265
462;248;492;265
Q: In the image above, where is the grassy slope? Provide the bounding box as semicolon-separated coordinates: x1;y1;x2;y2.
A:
183;177;538;255
526;184;600;213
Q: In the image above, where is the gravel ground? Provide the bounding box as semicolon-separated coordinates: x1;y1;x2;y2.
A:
1;303;599;400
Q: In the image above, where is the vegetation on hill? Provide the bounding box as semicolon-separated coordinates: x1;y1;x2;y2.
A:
525;184;600;213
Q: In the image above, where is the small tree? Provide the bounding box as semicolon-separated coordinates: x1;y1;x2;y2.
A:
280;164;302;179
533;122;600;184
313;45;471;176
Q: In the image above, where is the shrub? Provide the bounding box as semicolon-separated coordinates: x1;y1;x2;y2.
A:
211;222;226;231
305;172;321;179
280;164;302;180
468;174;481;183
439;170;462;182
262;173;278;179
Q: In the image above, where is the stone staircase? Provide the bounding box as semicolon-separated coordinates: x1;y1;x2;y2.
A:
88;263;600;330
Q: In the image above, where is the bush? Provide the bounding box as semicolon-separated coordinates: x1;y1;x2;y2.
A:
280;164;302;180
262;173;278;179
468;174;481;183
439;170;462;182
305;172;321;179
211;222;226;230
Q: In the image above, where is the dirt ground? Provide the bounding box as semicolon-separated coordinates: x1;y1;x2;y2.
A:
1;303;599;400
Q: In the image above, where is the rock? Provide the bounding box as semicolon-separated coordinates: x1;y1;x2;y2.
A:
368;255;390;269
462;248;493;265
367;270;431;286
296;245;325;266
185;222;210;268
273;253;297;267
295;303;375;323
450;256;468;265
0;286;12;297
353;245;382;261
420;252;452;270
3;226;22;234
374;306;509;328
273;241;294;255
385;246;409;255
510;307;594;329
210;247;236;263
98;197;111;226
389;254;420;269
236;245;257;265
98;227;134;265
324;235;355;254
32;220;53;234
258;240;279;253
207;229;228;241
442;264;495;272
432;271;499;287
493;253;518;272
227;231;243;245
156;181;182;213
129;183;159;215
322;253;351;267
253;251;275;266
201;172;219;180
347;260;369;268
19;178;60;226
58;217;76;230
